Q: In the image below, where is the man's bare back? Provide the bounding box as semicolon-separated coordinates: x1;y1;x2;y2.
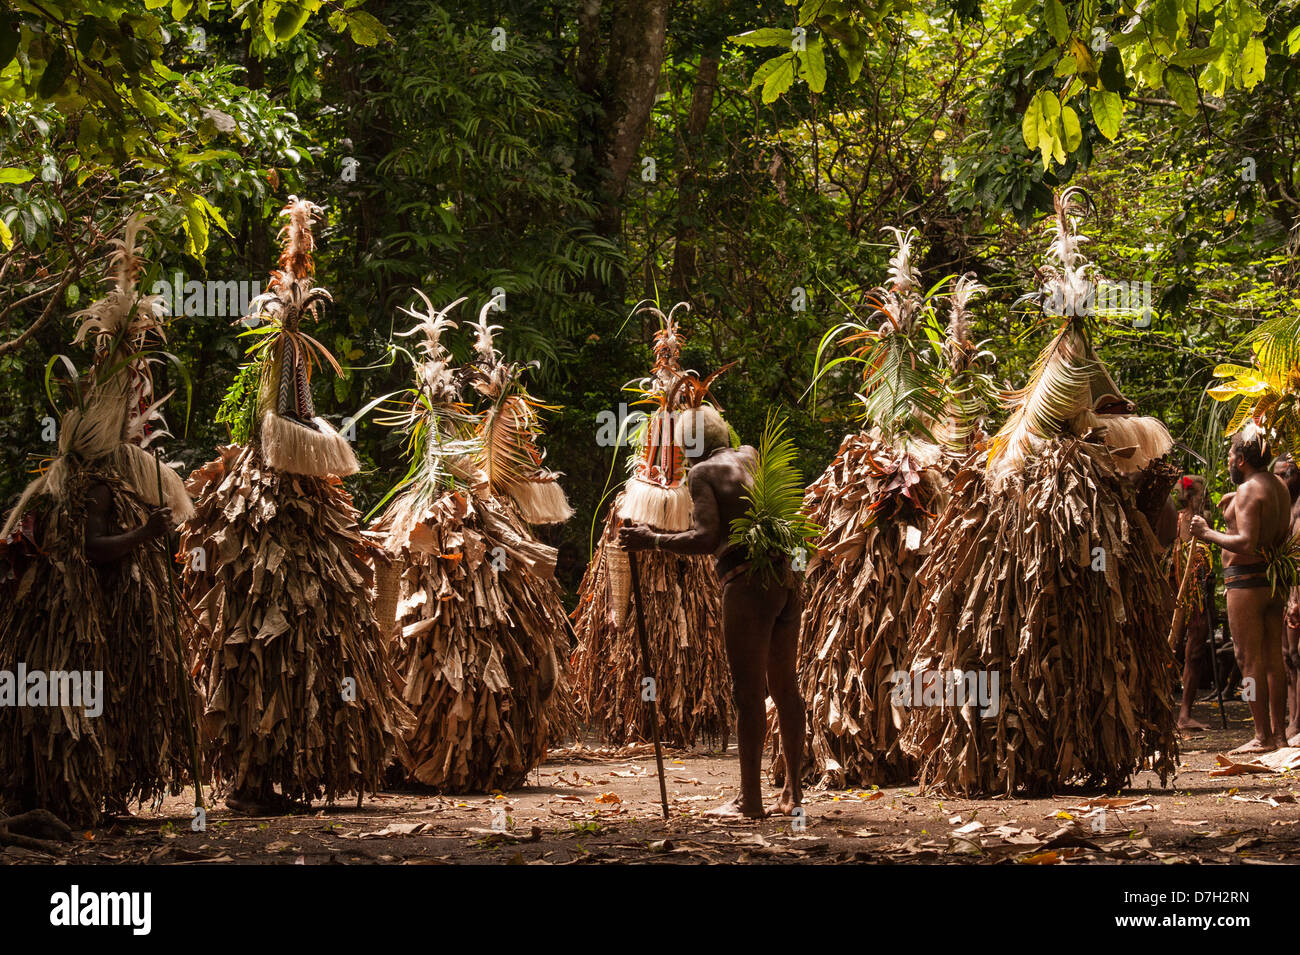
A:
682;446;758;558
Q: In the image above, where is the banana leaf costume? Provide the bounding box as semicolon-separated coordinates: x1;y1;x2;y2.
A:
570;307;732;748
181;198;407;805
899;189;1179;795
0;218;197;825
371;296;573;791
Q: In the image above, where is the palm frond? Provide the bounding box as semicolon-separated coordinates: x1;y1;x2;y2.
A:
728;412;820;584
987;321;1096;478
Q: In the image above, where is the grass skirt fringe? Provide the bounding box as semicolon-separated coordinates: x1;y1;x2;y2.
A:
181;445;406;803
899;440;1179;796
0;467;193;825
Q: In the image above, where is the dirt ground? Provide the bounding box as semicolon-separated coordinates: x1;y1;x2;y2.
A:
5;699;1300;865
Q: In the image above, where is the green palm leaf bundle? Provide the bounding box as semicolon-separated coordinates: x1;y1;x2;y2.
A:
729;411;819;585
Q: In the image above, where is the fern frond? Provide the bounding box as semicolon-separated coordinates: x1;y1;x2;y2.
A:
728;412;820;584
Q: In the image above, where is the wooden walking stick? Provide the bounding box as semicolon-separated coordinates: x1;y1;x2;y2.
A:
154;451;205;813
627;549;670;820
1167;539;1205;650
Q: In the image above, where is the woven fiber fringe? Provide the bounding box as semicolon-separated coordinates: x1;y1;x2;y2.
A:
0;467;195;825
768;432;944;789
113;441;197;523
181;445;407;802
1090;414;1174;474
375;489;571;792
898;439;1179;796
617;479;694;532
260;411;359;478
569;501;732;748
507;478;574;526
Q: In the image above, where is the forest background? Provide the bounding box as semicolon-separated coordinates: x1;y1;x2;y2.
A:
1;0;1297;589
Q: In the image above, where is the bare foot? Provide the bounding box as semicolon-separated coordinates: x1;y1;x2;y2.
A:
1229;737;1279;756
1177;717;1208;732
767;791;802;816
1288;732;1300;748
704;797;765;820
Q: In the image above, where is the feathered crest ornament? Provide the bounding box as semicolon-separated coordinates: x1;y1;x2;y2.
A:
3;215;193;537
987;188;1171;484
463;296;573;525
934;272;996;452
615;302;733;531
233;196;357;478
367;291;484;546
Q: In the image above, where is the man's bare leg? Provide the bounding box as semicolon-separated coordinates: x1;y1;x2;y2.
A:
765;585;804;816
1229;587;1286;753
1264;594;1288;743
709;577;777;820
1285;608;1300;743
1178;619;1208;731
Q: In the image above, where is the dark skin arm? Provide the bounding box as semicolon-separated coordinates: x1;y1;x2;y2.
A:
619;468;723;556
1191;484;1261;558
83;482;171;566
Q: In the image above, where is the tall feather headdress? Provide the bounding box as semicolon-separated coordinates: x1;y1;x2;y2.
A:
2;216;194;537
987;188;1171;484
245;196;358;478
464;296;573;525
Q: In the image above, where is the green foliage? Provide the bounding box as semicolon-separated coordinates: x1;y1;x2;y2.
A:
214;357;261;444
728;411;820;585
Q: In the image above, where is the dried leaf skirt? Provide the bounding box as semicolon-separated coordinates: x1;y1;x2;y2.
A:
570;506;731;748
181;446;405;803
0;468;193;825
773;432;942;788
899;440;1179;795
376;490;570;792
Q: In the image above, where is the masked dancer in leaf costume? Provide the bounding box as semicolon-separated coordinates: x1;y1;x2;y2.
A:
570;305;731;748
180;197;407;814
899;188;1180;795
370;293;573;791
770;231;993;789
0;217;198;825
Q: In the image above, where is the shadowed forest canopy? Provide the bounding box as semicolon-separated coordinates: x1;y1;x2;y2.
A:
1;0;1297;588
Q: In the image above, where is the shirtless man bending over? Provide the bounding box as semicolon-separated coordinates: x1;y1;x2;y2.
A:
619;405;804;819
1191;430;1292;753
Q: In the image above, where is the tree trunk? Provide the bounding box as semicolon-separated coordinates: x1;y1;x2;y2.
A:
670;54;720;300
596;0;672;239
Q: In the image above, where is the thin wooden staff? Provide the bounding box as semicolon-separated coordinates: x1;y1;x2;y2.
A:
627;549;670;820
154;450;204;813
1167;539;1207;651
